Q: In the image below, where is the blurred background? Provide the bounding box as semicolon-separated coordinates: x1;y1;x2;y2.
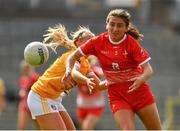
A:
0;0;180;130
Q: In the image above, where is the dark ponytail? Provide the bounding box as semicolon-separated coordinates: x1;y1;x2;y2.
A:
127;23;143;40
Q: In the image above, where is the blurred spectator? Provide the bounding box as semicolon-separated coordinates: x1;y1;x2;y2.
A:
75;55;105;130
17;60;39;130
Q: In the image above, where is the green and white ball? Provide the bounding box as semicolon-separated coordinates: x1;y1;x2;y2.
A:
24;41;49;66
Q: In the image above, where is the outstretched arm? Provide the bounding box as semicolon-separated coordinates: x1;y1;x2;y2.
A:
72;68;108;92
72;64;98;84
71;60;108;92
72;68;97;93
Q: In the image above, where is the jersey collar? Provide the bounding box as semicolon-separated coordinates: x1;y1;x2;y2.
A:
109;34;127;45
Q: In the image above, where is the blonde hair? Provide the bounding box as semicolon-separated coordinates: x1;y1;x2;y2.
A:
43;24;76;53
106;9;143;40
71;26;95;44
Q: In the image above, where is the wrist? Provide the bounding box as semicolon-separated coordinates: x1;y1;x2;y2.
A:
105;80;108;87
66;66;72;73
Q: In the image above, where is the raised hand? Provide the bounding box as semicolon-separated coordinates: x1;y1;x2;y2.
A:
85;78;96;94
98;80;108;90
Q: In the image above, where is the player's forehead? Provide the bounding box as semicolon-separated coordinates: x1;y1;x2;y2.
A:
108;16;125;25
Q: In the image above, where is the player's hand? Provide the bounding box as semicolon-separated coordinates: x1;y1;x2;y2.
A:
98;80;108;90
127;77;144;93
86;78;96;94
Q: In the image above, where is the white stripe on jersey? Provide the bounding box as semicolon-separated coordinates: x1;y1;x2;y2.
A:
78;47;85;56
139;57;151;66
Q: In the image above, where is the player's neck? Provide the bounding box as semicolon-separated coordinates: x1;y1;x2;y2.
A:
109;34;126;45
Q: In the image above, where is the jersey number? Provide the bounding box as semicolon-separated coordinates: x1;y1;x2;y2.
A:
112;62;120;70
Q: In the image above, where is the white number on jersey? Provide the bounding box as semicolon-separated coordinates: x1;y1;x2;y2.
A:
112;62;120;70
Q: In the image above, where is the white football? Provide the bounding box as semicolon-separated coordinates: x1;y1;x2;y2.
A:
24;41;49;66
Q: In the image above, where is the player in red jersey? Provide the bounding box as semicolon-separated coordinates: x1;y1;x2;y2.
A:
62;9;162;130
17;60;39;130
73;55;105;130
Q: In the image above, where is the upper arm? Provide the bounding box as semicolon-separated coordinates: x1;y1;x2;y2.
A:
67;49;83;68
141;62;154;75
72;49;84;60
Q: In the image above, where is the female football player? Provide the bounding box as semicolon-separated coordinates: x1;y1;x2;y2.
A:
27;24;106;130
62;9;162;130
71;30;106;130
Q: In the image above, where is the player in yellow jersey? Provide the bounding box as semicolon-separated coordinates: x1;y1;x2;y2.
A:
27;24;104;130
70;29;107;130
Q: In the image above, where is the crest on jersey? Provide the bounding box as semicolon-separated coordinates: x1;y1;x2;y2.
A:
140;49;144;56
122;50;128;58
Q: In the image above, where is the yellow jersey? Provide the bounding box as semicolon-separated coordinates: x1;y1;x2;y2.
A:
31;50;92;99
78;57;92;76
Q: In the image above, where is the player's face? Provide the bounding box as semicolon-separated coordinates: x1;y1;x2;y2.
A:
76;33;94;47
22;64;31;75
107;16;128;42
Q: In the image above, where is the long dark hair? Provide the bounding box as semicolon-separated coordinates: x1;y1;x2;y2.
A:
106;9;143;40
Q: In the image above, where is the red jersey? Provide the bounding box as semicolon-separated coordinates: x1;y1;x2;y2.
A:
19;72;39;100
75;58;105;108
79;32;151;84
